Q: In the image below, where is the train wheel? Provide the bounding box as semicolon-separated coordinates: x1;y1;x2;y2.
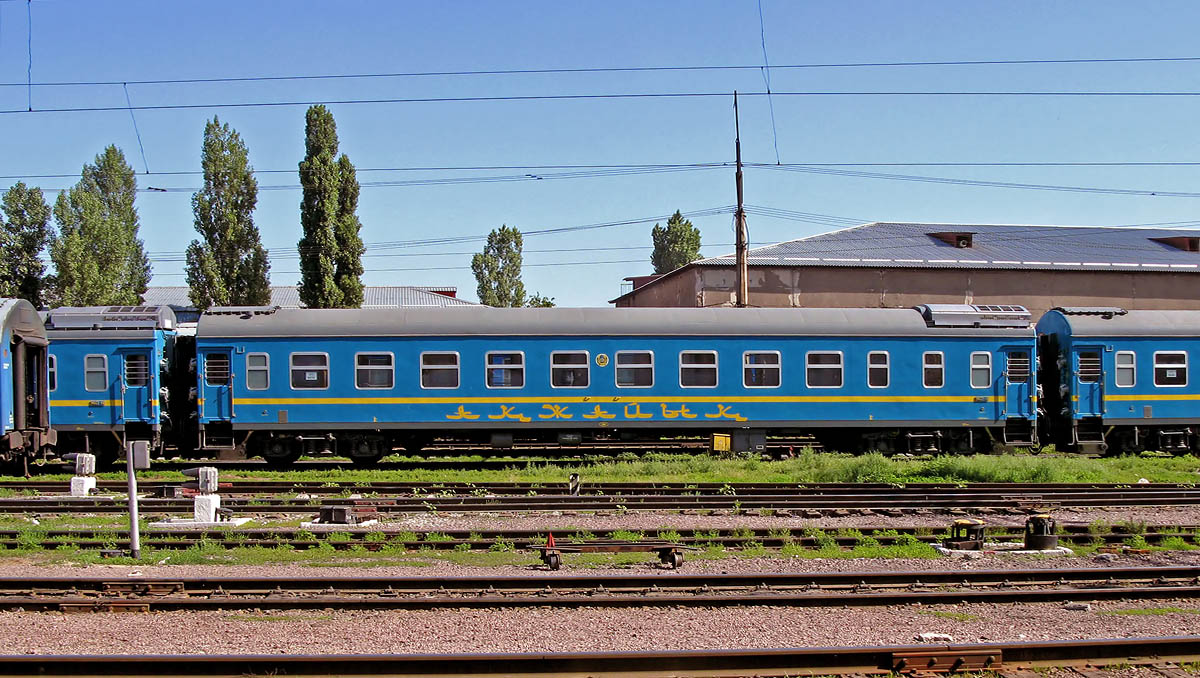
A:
262;439;301;468
350;454;383;467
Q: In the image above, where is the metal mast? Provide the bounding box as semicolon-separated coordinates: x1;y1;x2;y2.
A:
734;92;748;307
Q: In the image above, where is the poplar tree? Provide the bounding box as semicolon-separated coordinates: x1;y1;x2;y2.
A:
49;146;151;306
0;182;52;306
297;105;364;308
650;210;702;273
185;117;271;310
472;226;526;307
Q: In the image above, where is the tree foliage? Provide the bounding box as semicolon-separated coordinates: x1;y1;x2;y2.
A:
650;210;702;274
185;117;271;310
471;226;527;307
297;105;364;308
0;182;52;306
48;146;151;306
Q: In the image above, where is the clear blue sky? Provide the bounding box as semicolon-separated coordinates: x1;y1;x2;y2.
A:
2;1;1200;306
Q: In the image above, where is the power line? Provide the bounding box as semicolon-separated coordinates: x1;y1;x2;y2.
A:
9;89;1200;115
7;55;1200;87
0;162;727;180
756;165;1200;198
149;258;653;277
757;0;781;165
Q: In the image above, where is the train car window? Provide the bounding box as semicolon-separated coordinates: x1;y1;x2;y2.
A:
1154;351;1188;387
551;351;589;388
246;353;270;390
1114;351;1135;387
204;354;231;386
743;351;781;388
47;355;56;392
806;352;843;388
922;352;944;388
421;352;460;389
970;352;991;388
84;354;108;392
867;352;889;388
616;351;653;387
290;353;329;389
1007;352;1031;384
356;353;394;389
125;354;151;387
486;352;525;388
1077;352;1101;383
680;351;718;388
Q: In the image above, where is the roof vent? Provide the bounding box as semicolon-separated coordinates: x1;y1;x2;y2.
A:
1053;307;1128;319
916;303;1031;328
928;231;975;248
1151;236;1200;253
44;306;176;331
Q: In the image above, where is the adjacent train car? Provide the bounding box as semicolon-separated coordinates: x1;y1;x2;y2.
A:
1038;307;1200;454
43;306;179;462
0;298;54;464
193;304;1038;463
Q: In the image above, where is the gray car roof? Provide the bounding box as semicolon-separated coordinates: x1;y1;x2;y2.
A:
0;299;45;344
197;306;1034;339
1046;309;1200;337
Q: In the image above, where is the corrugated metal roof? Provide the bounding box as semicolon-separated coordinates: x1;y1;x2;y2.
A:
142;286;477;308
694;222;1200;272
198;306;1033;339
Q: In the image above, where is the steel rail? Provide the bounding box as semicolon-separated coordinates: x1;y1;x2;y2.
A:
0;567;1197;612
0;637;1197;676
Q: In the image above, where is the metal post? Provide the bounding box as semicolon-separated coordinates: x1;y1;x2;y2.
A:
125;441;140;559
733;92;748;308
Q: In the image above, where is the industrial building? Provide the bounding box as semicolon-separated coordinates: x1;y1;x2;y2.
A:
611;222;1200;318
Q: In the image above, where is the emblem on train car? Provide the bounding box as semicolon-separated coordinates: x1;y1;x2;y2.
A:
595;354;609;367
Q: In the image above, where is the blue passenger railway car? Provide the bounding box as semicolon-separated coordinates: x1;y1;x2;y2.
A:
0;299;54;464
193;304;1038;464
43;306;179;463
1038;307;1200;454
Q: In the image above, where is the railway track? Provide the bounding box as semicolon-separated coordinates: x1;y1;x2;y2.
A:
1;637;1196;677
0;482;1196;513
0;524;1191;552
0;567;1197;612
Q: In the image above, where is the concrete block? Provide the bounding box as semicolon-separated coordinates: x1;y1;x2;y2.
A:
74;454;96;476
69;476;96;497
194;494;220;523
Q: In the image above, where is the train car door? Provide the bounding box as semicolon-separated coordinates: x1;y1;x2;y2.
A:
1073;346;1105;418
120;350;153;423
1003;348;1034;418
198;348;233;422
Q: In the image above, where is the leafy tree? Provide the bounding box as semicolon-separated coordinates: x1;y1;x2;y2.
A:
334;154;365;307
650;210;702;274
297;105;364;308
184;117;271;310
48;146;151;306
0;182;51;306
525;293;555;308
471;226;527;307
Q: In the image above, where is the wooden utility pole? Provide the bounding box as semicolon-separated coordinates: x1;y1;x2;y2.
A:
733;92;749;307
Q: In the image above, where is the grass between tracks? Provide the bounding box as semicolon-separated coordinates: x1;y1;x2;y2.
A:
6;449;1200;486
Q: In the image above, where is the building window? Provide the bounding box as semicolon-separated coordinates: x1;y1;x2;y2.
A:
743;351;780;388
806;351;843;388
486;352;524;388
551;351;589;388
48;355;56;392
84;354;108;392
246;353;269;390
1078;351;1102;384
356;353;394;389
1115;351;1135;388
205;354;230;386
421;352;459;389
923;352;944;388
1154;351;1187;387
867;351;889;388
680;351;718;388
616;351;653;387
290;353;329;389
970;352;992;388
125;353;150;387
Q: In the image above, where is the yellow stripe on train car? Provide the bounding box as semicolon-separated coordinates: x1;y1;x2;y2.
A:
233;395;1006;406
